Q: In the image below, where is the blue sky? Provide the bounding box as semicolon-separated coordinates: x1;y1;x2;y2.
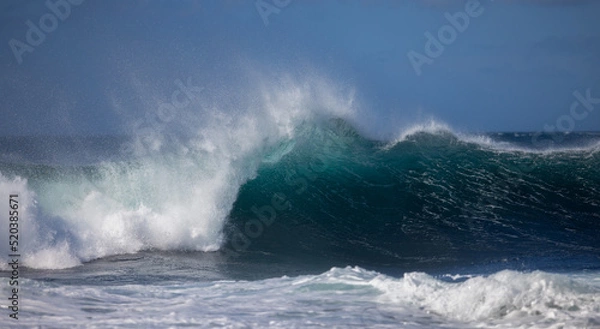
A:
0;0;598;135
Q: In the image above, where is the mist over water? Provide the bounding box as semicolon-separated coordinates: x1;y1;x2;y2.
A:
0;72;362;269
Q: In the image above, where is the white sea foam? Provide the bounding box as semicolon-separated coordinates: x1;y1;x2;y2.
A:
371;269;600;328
8;267;600;328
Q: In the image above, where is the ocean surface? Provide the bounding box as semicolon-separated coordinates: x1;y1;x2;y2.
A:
1;119;599;328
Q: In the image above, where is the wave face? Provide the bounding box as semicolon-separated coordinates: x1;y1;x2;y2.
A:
1;118;599;269
225;121;600;267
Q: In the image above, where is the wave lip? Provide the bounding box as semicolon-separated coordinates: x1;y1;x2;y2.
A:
384;120;600;154
383;120;455;149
